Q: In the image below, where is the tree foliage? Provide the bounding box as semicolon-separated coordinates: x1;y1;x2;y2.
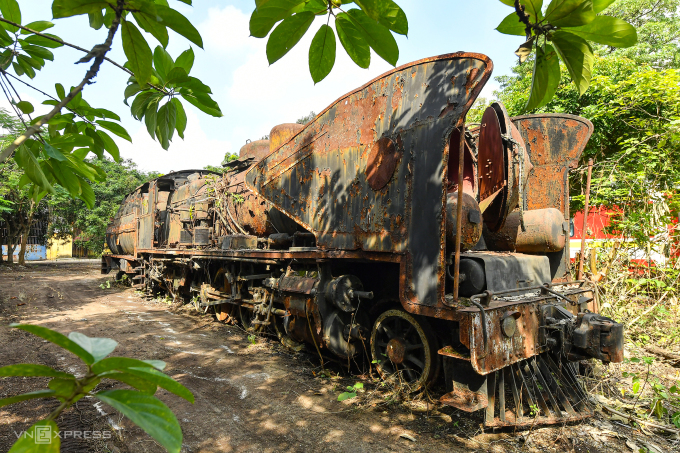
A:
2;324;193;453
0;0;220;210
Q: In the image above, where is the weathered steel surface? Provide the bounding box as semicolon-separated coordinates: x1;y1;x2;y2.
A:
445;191;482;250
246;52;493;313
484;208;567;253
511;114;592;216
269;124;305;153
239;139;270;161
459;300;542;375
511;114;593;281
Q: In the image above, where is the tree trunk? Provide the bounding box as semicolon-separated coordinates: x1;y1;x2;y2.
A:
17;201;35;265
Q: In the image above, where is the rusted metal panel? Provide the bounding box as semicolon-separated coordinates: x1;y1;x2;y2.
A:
239;140;270;161
511;114;593;281
269;124;305;153
246;53;493;313
278;275;317;294
461;301;541;375
484;208;567;253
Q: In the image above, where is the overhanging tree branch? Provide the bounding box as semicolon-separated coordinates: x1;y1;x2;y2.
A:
0;17;132;76
0;1;125;163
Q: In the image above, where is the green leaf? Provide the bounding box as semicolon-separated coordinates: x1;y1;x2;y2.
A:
180;92;222;117
174;48;194;73
551;30;594;95
522;0;544;20
52;0;109;18
0;0;21;33
156;101;176;149
496;11;534;36
145;96;160;138
177;76;212;93
95;390;183;453
48;377;77;398
266;12;314;64
91;357;166;374
124;83;142;103
153;46;174;81
0;390;56;409
171;98;186;139
166;67;189;85
16;56;36;78
0;364;73;378
93;108;121;121
24;34;64;48
8;420;60;452
55;83;65;100
346;9;398;66
525;44;560;110
309;24;336;83
123;367;194;403
77;177;95;207
96;129;120;161
131;91;156;119
103;372;158;394
96;120;132;142
336;12;370;68
592;0;614;13
568;15;637;48
14;145;54;193
249;0;305;38
133;12;169;48
22;20;54;34
121;20;153;86
42;143;67;161
67;332;118;362
20;44;54;61
156;5;203;48
337;391;356;401
354;0;408;35
15;100;34;114
544;0;595;27
88;10;104;30
10;324;94;364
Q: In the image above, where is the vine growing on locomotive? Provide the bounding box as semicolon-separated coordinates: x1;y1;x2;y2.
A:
103;52;624;427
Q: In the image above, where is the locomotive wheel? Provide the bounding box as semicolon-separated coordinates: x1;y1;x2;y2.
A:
239;306;266;333
370;309;439;391
214;303;235;323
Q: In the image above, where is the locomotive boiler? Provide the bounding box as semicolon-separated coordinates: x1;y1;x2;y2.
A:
103;52;624;427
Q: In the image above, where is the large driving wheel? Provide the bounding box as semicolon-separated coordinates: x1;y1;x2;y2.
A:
370;309;439;390
239;305;267;333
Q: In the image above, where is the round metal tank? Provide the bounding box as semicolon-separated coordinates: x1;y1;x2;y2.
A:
445;191;483;251
484;208;566;253
269;123;304;152
239;140;270;161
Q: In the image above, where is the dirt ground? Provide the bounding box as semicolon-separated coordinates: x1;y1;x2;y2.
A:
0;262;677;453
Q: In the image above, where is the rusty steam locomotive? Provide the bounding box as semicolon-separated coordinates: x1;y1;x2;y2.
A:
103;52;624;427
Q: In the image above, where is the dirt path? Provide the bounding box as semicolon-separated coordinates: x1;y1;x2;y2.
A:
0;263;673;453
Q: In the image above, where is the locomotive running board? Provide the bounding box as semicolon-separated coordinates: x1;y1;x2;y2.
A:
441;352;592;428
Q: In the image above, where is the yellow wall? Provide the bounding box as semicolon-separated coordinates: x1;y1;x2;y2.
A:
46;236;72;260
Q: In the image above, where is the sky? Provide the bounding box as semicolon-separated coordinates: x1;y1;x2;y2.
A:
12;0;526;173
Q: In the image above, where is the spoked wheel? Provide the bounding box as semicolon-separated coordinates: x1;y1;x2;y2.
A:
214;303;236;323
239;305;267;333
370;309;439;390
